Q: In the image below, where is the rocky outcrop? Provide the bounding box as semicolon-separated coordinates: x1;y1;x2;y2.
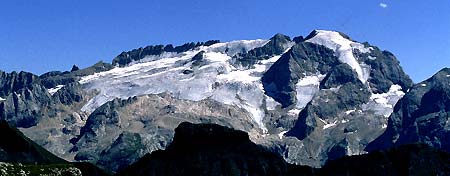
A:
71;93;258;172
0;71;40;97
0;83;51;127
40;61;113;89
366;68;450;152
260;30;412;167
112;40;220;67
354;45;413;93
262;42;339;107
232;33;293;68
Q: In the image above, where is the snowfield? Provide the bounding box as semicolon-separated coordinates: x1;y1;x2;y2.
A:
79;39;288;132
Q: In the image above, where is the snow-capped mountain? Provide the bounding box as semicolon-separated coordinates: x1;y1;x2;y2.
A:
4;29;446;173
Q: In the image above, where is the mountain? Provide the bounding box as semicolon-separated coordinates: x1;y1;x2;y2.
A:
366;68;450;152
1;29;445;173
118;122;450;176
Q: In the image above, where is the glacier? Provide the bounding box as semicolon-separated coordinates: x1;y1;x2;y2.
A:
79;39;290;132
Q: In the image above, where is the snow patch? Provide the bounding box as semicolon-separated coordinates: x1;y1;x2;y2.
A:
295;74;325;109
48;85;64;95
288;109;301;116
278;131;288;139
321;119;338;129
265;95;280;111
420;83;427;87
345;109;356;115
362;84;405;117
0;97;5;101
305;30;371;83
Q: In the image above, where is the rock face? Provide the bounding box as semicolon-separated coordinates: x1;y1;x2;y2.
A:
71;93;258;172
116;122;290;176
260;30;412;167
232;33;294;68
262;42;339;107
366;68;450;152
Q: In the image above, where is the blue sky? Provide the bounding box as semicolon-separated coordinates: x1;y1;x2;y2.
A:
0;0;449;82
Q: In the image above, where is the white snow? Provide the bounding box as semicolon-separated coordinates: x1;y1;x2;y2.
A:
296;75;323;86
206;39;269;57
362;84;405;117
278;131;288;139
420;83;427;87
288;109;301;116
0;97;5;101
48;85;64;95
79;39;291;132
345;109;356;115
295;74;325;109
265;95;280;111
447;75;450;77
320;118;338;129
305;30;371;83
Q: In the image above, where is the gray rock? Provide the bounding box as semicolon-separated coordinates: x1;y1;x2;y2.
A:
262;42;339;108
71;93;258;172
367;68;450;152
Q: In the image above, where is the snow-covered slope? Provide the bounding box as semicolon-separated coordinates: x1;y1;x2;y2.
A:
79;39;287;131
305;30;372;83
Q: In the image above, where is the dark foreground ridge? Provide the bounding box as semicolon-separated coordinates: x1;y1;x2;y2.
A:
0;120;66;164
117;122;295;176
118;122;450;176
0;120;109;176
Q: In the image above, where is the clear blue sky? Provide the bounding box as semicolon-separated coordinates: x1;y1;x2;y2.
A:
0;0;449;82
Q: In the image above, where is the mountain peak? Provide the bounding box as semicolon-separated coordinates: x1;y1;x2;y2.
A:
270;33;291;42
305;30;352;41
303;29;372;83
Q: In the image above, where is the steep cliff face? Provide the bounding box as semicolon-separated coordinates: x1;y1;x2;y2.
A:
260;30;412;166
367;68;450;152
71;93;258;171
